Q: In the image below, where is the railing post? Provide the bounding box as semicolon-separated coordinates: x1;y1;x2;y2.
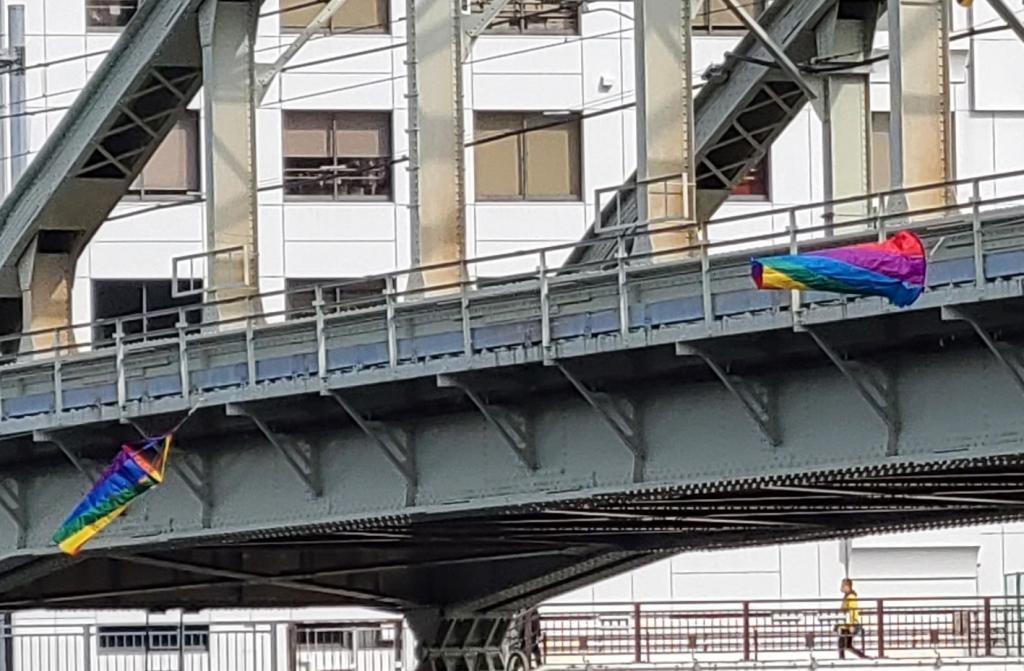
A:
460;265;472;358
971;179;984;288
385;275;398;368
314;285;326;383
742;601;751;661
788;210;801;314
52;329;63;414
876;599;885;658
245;315;256;387
700;220;713;325
985;596;993;656
539;251;551;357
177;309;189;401
633;602;642;664
114;320;125;410
617;236;629;338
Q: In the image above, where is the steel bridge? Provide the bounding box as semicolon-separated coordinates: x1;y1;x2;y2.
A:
3;0;1024;666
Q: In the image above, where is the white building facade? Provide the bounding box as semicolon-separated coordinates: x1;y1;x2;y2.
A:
5;0;1024;657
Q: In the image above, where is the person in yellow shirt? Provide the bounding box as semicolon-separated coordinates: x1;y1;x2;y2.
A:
838;578;868;659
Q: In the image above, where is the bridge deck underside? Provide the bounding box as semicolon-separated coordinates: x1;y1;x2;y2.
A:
1;455;1023;612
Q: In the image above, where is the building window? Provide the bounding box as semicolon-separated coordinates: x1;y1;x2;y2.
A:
471;0;580;35
871;112;891;193
128;112;200;200
285;278;386;319
279;0;389;33
693;0;764;32
296;626;355;649
86;0;138;30
283;111;392;201
92;279;203;344
97;626;210;653
474;112;582;201
730;156;770;199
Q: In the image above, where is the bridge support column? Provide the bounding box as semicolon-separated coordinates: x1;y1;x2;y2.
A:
815;13;874;229
16;236;74;354
198;0;261;320
408;611;510;671
408;0;465;290
634;0;696;259
886;0;952;213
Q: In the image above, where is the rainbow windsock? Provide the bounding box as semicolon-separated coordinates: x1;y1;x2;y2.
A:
53;435;172;555
751;230;926;307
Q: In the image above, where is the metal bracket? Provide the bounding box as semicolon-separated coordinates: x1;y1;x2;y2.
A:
720;0;818;101
169;451;212;528
438;375;537;471
464;0;513;37
33;430;101;485
943;306;1024;397
677;344;781;447
226;404;322;497
327;391;418;506
557;365;645;482
0;478;26;548
806;329;901;456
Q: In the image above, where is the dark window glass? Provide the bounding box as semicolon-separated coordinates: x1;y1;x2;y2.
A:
730;156;770;199
285;277;386;320
283;111;393;201
97;626;209;653
471;0;579;35
92;279;203;344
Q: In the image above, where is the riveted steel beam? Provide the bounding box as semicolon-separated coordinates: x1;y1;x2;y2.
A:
438;375;536;471
0;479;25;549
943;306;1024;398
634;0;697;259
408;611;510;671
677;343;780;447
328;391;418;505
804;329;900;456
169;451;212;529
226;403;321;497
33;430;100;486
557;365;644;482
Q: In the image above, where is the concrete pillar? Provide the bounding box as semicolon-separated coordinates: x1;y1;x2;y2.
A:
17;237;74;354
198;0;262;320
816;15;873;228
635;0;696;258
887;0;952;213
408;0;465;290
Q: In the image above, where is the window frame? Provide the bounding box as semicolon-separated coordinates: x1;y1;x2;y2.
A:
97;626;210;654
691;0;766;34
91;279;203;346
278;0;391;35
473;111;583;203
727;155;771;201
472;0;580;36
85;0;139;32
125;110;202;202
282;110;394;203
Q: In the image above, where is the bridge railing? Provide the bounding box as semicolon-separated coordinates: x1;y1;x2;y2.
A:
4;167;1024;420
535;596;1024;664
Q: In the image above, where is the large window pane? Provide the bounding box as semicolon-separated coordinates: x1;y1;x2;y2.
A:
129;111;199;198
693;0;764;31
475;114;523;200
283;111;392;200
524;115;580;199
92;280;202;344
475;0;579;35
86;0;137;30
281;0;388;33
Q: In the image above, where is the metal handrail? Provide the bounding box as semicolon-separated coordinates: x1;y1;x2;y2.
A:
3;167;1024;366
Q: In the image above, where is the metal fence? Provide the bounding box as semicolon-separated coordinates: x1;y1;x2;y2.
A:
0;620;411;671
537;596;1024;664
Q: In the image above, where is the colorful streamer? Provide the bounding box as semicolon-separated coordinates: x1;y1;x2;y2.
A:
751;230;927;307
52;435;172;555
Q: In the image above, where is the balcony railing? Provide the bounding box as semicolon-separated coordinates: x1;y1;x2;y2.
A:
533;596;1024;665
